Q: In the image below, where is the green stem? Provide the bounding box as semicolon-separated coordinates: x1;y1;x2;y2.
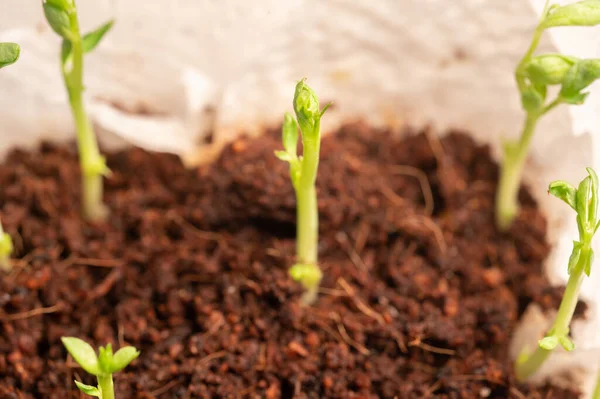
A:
97;374;114;399
64;12;107;221
515;258;586;380
496;112;540;230
593;365;600;399
294;131;322;304
296;184;318;266
497;3;552;230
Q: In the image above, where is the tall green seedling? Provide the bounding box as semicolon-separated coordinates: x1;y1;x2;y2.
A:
276;79;330;304
515;168;600;380
62;337;139;399
42;0;113;221
0;42;20;270
496;0;600;230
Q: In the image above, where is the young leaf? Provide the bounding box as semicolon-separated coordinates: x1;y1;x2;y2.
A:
586;167;599;224
543;0;600;28
558;336;575;351
526;54;579;86
61;337;101;376
61;39;71;66
538;335;559;350
98;344;113;372
521;85;545;113
274;150;292;162
568;241;583;274
0;43;20;69
549;180;577;210
108;346;140;373
74;381;101;397
559;59;600;102
45;0;72;10
43;3;72;38
576;175;593;227
82;20;114;54
293;78;321;134
282;112;298;156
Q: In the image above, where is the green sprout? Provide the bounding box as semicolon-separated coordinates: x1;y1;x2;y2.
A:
0;42;19;271
496;0;600;230
42;0;114;221
62;337;139;399
275;79;330;305
515;168;600;380
0;221;13;272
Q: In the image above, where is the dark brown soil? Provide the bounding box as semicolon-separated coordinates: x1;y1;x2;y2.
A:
0;123;579;398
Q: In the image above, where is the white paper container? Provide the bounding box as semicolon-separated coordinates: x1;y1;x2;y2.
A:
1;0;599;395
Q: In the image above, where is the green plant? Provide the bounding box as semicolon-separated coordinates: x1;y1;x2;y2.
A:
62;337;139;399
0;221;13;272
515;167;599;380
42;0;113;221
594;367;600;399
0;42;19;270
496;0;600;230
0;42;20;69
276;79;330;304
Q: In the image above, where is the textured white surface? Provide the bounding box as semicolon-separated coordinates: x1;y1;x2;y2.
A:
1;0;600;395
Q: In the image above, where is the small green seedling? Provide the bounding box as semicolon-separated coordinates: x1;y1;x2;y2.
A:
515;168;600;380
62;337;139;399
0;42;19;271
0;221;13;272
0;42;20;69
42;0;114;221
276;79;330;304
496;0;600;230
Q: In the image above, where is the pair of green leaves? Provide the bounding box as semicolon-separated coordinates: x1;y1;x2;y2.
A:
549;168;600;276
0;43;20;69
62;337;139;397
523;55;600;108
42;0;113;66
542;0;600;28
539;331;575;352
519;0;600;111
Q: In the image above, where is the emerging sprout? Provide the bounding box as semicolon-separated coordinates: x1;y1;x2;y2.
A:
496;0;600;230
0;221;13;272
42;0;114;221
62;337;139;399
515;168;600;380
275;79;330;304
0;42;19;270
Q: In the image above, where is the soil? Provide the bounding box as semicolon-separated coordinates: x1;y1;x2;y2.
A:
0;123;581;398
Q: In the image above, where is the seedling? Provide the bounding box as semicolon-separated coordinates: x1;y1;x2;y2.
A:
0;42;19;270
0;221;13;272
62;337;139;399
496;0;600;230
515;168;599;380
276;79;330;304
42;0;114;221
